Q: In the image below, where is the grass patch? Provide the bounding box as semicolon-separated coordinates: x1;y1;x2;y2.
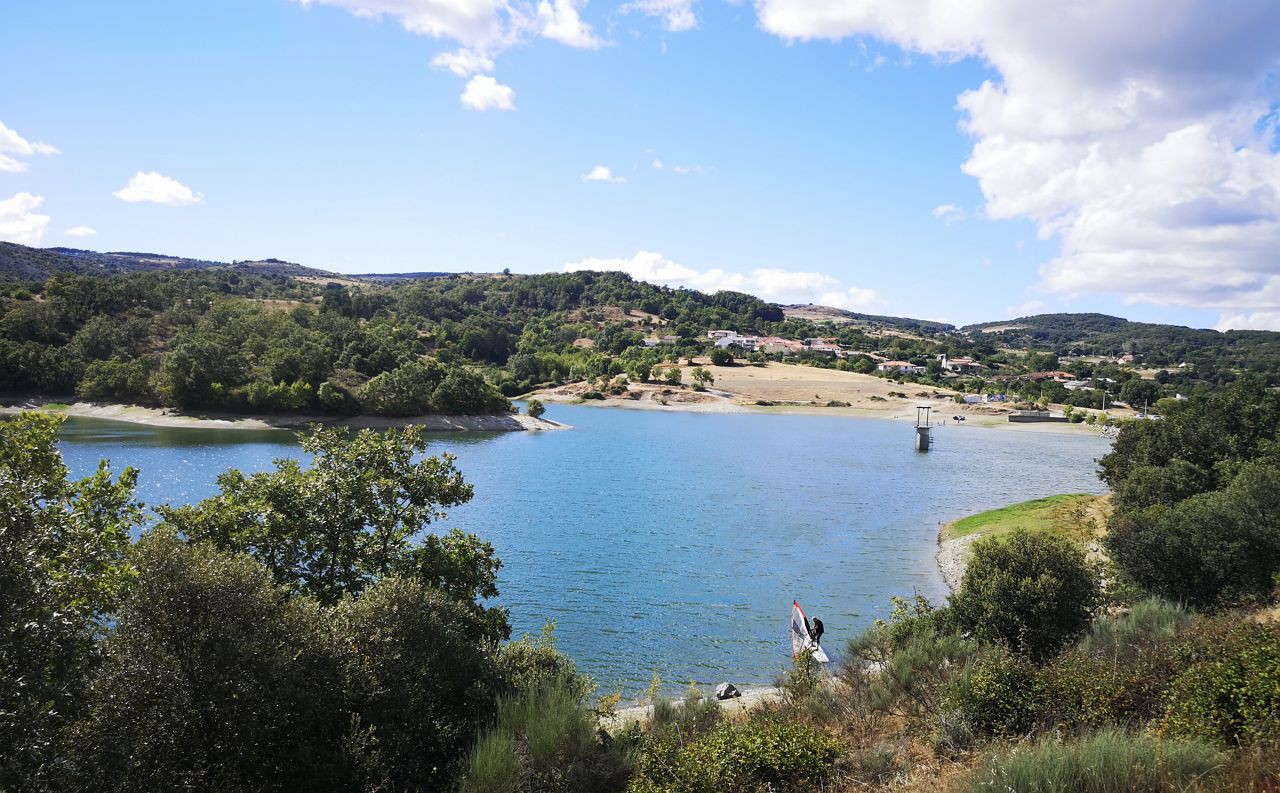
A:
943;494;1107;542
962;729;1225;793
40;403;70;411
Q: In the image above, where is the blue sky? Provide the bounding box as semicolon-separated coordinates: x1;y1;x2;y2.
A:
4;1;1279;329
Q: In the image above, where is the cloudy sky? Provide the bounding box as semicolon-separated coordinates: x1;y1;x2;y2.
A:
3;1;1279;329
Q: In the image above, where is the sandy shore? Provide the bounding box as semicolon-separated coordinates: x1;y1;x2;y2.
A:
936;532;981;592
0;399;571;433
531;362;1115;436
603;685;781;733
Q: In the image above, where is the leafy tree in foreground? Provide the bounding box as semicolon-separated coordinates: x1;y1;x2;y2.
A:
77;532;357;792
159;425;507;639
0;413;139;791
950;529;1100;663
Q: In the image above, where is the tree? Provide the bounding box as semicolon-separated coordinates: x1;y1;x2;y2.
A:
690;366;714;389
1105;460;1280;607
0;413;139;791
950;529;1100;662
77;533;357;792
359;359;446;416
525;398;546;418
159;426;505;638
710;347;734;366
337;577;496;791
664;366;682;386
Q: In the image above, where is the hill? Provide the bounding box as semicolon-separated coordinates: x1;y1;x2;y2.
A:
783;303;955;334
0;242;347;281
962;312;1280;370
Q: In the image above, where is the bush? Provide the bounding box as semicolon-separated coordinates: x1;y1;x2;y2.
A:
1075;598;1193;659
629;719;840;793
460;676;631;793
1162;621;1280;746
944;649;1046;737
950;529;1100;662
961;729;1225;793
524;398;545;418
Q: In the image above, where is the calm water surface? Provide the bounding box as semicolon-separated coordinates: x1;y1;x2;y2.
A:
57;405;1110;695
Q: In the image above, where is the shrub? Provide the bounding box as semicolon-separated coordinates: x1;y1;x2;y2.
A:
950;529;1100;662
629;719;840;793
943;649;1046;737
961;730;1225;793
1162;622;1280;746
1076;598;1193;659
460;676;631;793
524;398;545;418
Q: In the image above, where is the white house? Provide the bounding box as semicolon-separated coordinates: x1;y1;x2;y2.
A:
877;360;926;374
938;354;987;374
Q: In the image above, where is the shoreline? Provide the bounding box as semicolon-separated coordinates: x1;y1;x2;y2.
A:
532;385;1108;436
0;398;571;433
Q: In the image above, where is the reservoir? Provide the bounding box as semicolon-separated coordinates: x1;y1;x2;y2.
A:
56;404;1110;696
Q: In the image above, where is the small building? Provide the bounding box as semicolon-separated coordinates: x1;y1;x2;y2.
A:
1118;353;1136;364
707;330;737;340
878;360;926;374
938;354;988;375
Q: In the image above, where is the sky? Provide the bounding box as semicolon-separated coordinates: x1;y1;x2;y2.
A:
3;1;1279;330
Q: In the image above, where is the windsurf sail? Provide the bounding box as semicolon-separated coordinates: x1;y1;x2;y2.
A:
791;600;829;663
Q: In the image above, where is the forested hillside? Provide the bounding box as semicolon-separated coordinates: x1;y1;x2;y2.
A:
963;312;1280;373
5;242;1280;418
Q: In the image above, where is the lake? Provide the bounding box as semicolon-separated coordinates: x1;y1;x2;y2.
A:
56;404;1110;696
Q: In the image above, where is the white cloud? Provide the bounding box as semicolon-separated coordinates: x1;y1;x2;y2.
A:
651;158;664;170
562;250;879;305
622;0;697;32
0;121;59;173
1215;311;1280;331
538;0;605;49
1005;299;1045;317
294;0;507;50
581;165;625;183
430;47;495;76
755;0;1280;330
64;226;97;237
672;164;705;175
460;75;516;110
931;203;965;224
0;193;51;245
818;286;885;311
113;171;204;205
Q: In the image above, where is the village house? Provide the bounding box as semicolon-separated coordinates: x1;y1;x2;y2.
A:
759;337;806;355
877;360;926;374
938;354;988;375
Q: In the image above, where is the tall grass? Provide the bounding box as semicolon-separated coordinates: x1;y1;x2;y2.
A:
1077;598;1193;658
962;729;1225;793
461;675;632;793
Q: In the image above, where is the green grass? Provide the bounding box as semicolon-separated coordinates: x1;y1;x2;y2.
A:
962;729;1225;793
39;403;70;411
944;494;1106;542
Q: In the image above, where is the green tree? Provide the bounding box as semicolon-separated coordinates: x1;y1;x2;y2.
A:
159;426;503;636
950;530;1100;662
338;577;497;790
710;347;734;366
690;366;714;389
525;398;546;418
77;533;357;792
0;413;140;791
1106;460;1280;607
664;366;682;386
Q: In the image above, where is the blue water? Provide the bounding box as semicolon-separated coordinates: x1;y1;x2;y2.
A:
56;405;1110;695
